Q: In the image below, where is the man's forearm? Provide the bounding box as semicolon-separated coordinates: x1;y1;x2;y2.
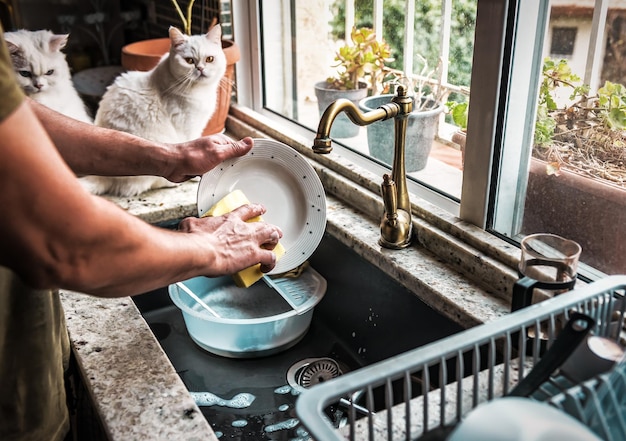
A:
28;98;173;177
1;101;279;297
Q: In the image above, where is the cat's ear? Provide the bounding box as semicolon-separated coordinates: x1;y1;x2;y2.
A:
168;26;187;47
5;40;20;56
205;24;222;45
49;33;69;52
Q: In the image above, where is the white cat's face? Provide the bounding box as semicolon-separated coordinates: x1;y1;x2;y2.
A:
13;64;56;95
167;25;227;87
5;30;71;96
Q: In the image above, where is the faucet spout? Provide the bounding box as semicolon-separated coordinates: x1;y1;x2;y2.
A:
313;98;399;154
312;85;414;249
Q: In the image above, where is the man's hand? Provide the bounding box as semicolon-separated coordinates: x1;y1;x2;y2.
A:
178;203;283;276
165;135;254;183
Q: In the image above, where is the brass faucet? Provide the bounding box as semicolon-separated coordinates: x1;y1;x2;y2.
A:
313;85;413;249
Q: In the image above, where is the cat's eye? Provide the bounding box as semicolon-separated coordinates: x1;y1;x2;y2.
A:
206;56;214;63
185;58;194;64
45;69;54;75
18;70;32;78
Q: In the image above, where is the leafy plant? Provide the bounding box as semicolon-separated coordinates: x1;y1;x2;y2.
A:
534;58;626;145
326;27;394;93
533;105;556;147
397;55;447;111
537;59;588;110
328;0;477;88
446;100;468;130
411;54;446;109
380;54;446;112
533;57;626;185
534;58;587;146
598;81;626;130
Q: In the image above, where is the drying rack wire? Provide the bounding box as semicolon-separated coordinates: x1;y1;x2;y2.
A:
545;360;626;441
296;275;626;441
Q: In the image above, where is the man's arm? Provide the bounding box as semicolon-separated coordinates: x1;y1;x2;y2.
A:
28;98;253;181
0;101;281;297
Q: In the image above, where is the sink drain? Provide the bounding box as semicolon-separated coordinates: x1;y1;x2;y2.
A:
299;358;340;388
287;357;343;391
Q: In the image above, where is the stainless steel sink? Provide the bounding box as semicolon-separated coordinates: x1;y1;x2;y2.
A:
133;231;464;439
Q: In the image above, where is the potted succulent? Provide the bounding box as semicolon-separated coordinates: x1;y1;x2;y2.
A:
314;27;393;138
359;56;446;172
120;1;239;135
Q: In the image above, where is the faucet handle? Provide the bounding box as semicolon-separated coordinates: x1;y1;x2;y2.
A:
380;174;412;249
381;174;398;225
384;76;413;97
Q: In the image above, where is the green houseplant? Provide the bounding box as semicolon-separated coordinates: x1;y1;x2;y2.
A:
120;1;240;135
532;57;626;180
447;100;468;133
358;56;446;172
524;57;626;274
314;27;393;138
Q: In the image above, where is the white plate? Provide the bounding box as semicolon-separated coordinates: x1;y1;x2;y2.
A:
197;139;327;275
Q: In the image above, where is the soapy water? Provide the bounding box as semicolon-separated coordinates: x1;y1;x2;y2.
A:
264;417;300;433
189;391;255;408
274;384;303;396
190;386;312;438
182;280;291;319
274;385;292;395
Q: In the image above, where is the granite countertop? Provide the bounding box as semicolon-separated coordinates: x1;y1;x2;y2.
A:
60;131;520;440
60;180;217;441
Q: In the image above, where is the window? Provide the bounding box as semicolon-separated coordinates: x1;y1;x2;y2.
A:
232;1;625;278
243;0;474;212
550;27;577;57
487;1;626;277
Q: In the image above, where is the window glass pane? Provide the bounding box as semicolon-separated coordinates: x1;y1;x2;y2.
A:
550;27;577;57
494;1;625;276
259;0;476;203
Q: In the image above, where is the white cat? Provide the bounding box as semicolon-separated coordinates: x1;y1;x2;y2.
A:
81;25;227;197
4;29;93;124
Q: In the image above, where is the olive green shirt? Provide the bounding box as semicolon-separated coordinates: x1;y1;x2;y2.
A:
0;26;71;441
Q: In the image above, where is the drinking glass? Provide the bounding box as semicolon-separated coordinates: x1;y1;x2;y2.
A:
511;233;582;312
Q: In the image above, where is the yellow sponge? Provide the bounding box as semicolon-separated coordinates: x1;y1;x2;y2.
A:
203;190;285;287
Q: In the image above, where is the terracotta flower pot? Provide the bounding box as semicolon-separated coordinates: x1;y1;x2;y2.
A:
121;38;240;135
524;158;626;274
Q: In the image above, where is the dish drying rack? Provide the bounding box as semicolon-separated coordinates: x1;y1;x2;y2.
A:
296;275;626;441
